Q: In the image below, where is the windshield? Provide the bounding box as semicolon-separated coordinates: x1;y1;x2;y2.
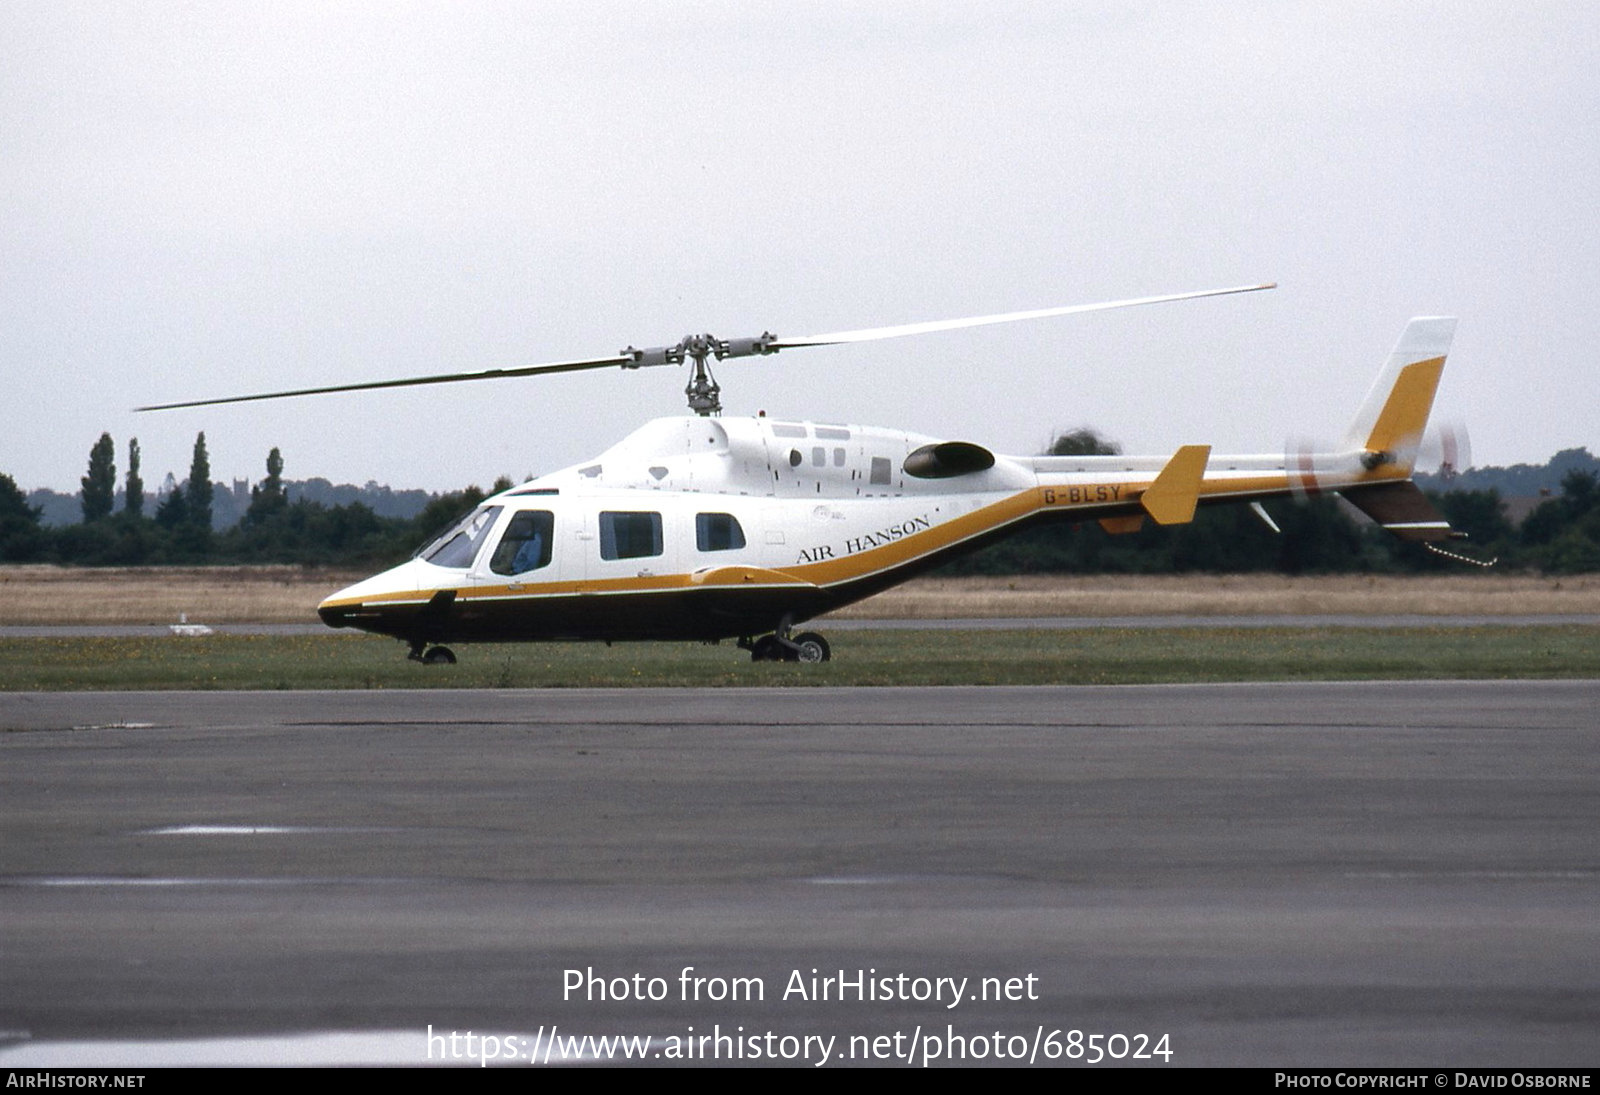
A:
419;506;503;569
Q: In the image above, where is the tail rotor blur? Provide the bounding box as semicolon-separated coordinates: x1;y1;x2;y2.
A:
1418;420;1473;482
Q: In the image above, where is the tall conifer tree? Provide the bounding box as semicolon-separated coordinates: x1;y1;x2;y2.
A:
81;433;116;523
186;432;212;530
125;438;144;517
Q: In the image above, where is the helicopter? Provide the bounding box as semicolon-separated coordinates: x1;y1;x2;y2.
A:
139;283;1466;664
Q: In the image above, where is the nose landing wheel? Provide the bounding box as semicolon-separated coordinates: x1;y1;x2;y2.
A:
408;642;458;665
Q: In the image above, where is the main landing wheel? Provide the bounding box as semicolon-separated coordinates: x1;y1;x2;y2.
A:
792;632;831;664
421;646;457;665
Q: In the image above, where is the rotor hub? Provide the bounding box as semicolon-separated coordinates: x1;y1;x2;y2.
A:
617;331;777;415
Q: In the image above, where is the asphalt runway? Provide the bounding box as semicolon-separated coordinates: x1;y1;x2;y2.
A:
2;683;1596;1067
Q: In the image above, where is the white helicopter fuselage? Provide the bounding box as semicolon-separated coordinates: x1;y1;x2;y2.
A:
317;313;1453;653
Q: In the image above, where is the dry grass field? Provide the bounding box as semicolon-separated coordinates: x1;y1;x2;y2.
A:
2;565;1597;625
0;566;368;625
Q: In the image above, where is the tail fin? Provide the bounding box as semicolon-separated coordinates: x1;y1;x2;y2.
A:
1337;318;1477;551
1342;317;1456;473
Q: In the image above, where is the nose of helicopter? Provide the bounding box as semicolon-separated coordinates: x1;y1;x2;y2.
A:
315;561;425;631
317;598;357;629
317;582;373;629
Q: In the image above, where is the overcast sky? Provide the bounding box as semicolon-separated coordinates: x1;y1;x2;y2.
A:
4;1;1596;494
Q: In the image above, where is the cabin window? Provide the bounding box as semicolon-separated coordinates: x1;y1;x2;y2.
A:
696;512;746;552
421;506;503;569
812;446;826;467
489;510;554;575
599;511;663;560
870;457;892;486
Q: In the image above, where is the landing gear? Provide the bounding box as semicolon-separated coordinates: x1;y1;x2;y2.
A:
748;635;786;662
408;641;457;665
792;631;831;663
740;627;832;664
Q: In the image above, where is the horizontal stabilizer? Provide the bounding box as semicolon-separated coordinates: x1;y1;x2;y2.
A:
1140;445;1211;525
1339;481;1456;542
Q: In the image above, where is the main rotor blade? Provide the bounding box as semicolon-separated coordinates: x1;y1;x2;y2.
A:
135;353;636;411
137;281;1275;411
767;282;1276;349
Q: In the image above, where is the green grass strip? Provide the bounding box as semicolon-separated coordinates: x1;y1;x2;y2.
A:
2;626;1598;691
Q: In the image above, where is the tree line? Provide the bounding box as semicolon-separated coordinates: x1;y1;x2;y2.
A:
3;430;1599;574
1;433;500;568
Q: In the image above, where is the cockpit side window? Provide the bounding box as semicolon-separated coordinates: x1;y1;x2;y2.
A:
695;512;746;552
421;506;504;570
599;511;663;560
489;510;554;576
